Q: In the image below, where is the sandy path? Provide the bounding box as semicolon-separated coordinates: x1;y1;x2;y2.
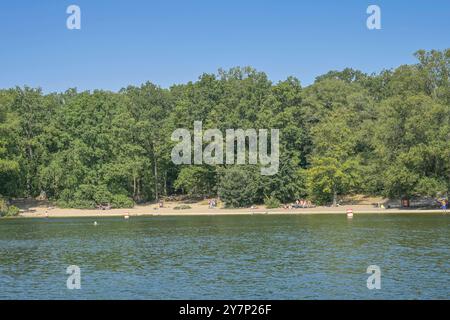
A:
14;201;447;218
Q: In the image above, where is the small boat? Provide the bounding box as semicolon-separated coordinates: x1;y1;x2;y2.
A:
124;215;130;219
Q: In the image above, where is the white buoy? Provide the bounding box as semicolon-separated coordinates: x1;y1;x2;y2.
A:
346;208;354;218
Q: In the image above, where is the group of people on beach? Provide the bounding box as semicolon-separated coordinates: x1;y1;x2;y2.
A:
284;199;314;209
208;199;217;209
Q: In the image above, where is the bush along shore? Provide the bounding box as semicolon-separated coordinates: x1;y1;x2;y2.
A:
0;198;19;217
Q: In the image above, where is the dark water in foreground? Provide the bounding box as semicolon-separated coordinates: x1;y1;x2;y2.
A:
0;214;448;299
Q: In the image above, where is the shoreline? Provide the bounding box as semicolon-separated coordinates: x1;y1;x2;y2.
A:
9;202;448;218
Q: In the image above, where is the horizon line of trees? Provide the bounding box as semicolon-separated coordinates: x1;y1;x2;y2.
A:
0;49;449;210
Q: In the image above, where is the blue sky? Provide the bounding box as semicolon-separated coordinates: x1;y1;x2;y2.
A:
0;0;449;92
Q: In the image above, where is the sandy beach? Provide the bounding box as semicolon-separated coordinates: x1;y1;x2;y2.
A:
11;199;447;218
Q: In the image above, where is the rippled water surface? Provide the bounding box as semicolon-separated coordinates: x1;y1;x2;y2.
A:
0;214;448;299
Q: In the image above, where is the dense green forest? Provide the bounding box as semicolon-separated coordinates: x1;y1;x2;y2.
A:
0;49;449;212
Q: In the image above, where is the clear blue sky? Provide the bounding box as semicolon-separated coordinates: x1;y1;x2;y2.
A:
0;0;449;92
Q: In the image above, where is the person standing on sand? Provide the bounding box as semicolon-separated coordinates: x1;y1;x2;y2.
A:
441;199;448;212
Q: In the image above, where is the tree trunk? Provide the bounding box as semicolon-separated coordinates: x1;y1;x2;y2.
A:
164;172;167;196
137;179;141;202
333;186;337;207
154;158;158;201
151;141;159;202
133;176;137;200
26;145;33;196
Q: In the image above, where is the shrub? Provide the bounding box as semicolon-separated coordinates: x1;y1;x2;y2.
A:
93;185;113;205
218;166;260;208
174;166;217;197
111;194;134;208
56;199;96;209
264;196;280;209
55;199;69;208
71;199;97;209
7;205;20;216
173;204;191;210
56;192;134;209
58;189;73;202
0;199;20;217
0;198;8;216
73;184;96;202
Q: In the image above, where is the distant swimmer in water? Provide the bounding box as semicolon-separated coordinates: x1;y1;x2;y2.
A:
94;221;98;226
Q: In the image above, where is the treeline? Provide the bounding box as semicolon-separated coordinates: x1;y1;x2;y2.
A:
0;49;449;209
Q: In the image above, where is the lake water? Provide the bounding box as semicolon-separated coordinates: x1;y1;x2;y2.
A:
0;214;448;299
